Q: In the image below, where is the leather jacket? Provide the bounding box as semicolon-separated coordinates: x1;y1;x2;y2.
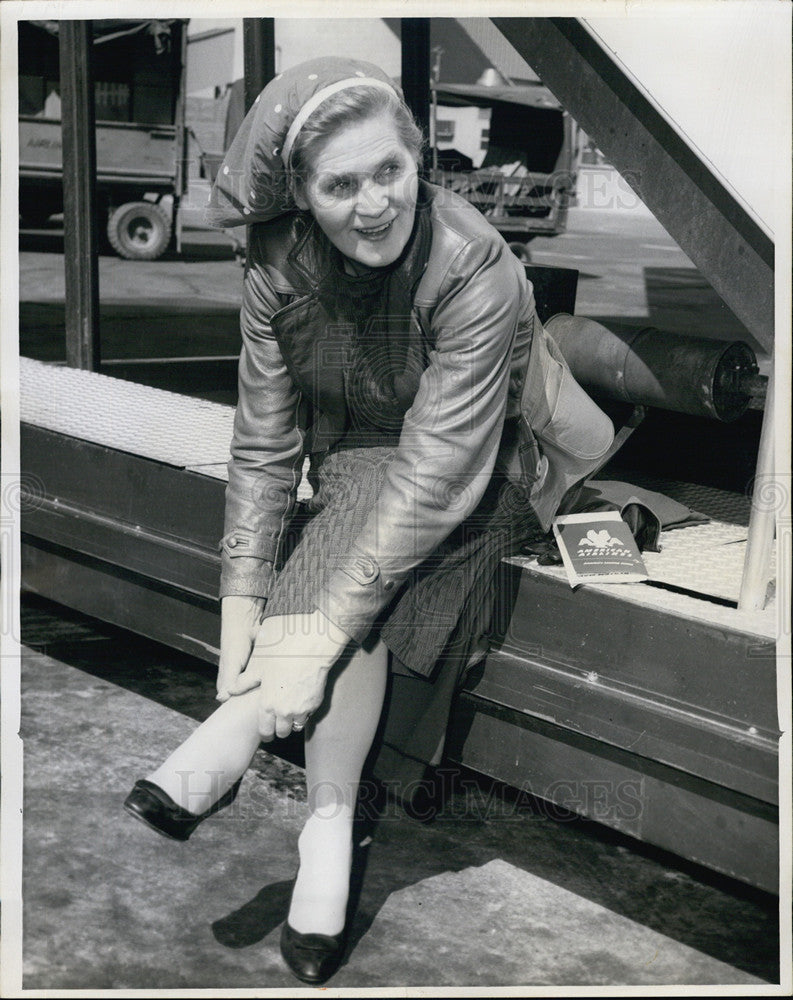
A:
220;183;613;643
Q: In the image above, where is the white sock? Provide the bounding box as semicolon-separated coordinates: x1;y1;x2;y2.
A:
288;805;353;936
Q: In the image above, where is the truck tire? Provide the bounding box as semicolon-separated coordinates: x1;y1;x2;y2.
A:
507;241;532;264
107;201;171;261
19;206;54;228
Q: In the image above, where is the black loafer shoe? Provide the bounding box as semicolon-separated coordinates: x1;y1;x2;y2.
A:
280;920;346;984
123;777;242;841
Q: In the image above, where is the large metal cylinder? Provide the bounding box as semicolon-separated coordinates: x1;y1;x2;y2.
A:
545;314;760;422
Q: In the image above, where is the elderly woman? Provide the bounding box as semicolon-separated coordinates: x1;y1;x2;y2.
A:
124;57;612;984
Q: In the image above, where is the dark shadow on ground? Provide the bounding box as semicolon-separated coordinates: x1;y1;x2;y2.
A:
21;594;780;983
598;406;763;497
211;879;295;949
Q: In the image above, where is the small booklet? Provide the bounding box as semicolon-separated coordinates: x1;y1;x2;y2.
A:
552;510;649;588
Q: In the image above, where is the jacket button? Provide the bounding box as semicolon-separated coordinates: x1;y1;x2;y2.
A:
355;557;377;580
228;537;238;548
342;555;381;586
383;580;395;591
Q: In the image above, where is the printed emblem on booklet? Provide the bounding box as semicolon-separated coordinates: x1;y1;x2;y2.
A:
552;510;648;588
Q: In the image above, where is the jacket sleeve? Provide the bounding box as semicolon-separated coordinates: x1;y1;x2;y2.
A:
219;259;305;599
318;234;524;642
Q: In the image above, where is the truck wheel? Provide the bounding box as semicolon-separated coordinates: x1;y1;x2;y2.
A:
508;241;532;263
107;202;171;261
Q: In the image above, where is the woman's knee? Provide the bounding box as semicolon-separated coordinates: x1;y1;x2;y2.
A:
342;638;389;673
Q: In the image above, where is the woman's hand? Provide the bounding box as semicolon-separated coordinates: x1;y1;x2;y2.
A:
225;610;351;740
216;595;266;702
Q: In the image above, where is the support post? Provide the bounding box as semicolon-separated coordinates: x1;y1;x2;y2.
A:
738;366;776;611
401;18;432;171
243;19;276;114
59;20;100;370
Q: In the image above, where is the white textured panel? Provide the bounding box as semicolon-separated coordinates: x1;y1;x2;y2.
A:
642;521;765;603
511;516;777;640
20;358;235;470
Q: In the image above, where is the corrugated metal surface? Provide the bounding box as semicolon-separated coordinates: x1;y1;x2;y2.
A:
20;358;235;469
21;358;313;500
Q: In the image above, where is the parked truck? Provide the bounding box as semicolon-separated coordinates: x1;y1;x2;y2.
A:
429;76;581;261
18;18;188;260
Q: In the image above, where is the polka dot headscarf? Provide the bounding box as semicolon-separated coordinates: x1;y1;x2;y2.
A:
205;56;400;229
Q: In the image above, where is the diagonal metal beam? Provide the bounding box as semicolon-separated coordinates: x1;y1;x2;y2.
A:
492;17;774;352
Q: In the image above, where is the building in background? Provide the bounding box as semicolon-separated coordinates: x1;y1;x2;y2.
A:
184;18;554;180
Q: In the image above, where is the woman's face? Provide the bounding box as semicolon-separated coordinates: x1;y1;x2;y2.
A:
294;112;419;269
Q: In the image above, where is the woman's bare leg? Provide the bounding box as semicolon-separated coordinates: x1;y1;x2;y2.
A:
147;687;263;814
145;638;389;936
288;639;389;936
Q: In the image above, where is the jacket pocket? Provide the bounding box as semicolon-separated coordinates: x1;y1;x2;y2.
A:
539;357;613;461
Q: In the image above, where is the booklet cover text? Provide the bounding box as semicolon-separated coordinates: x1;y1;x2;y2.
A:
552;511;649;588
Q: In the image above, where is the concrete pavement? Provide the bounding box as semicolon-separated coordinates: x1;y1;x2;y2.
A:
12;598;779;992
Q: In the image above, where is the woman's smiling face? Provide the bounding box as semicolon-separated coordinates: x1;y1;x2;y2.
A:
294;112;419;269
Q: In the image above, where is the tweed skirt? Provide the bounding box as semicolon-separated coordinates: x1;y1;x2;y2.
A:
263;446;535;679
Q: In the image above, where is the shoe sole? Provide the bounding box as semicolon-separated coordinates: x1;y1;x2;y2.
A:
123;797;191;841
